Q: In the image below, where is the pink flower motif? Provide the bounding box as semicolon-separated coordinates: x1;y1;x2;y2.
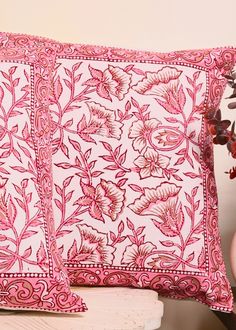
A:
128;119;160;152
133;66;185;114
129;182;184;237
121;242;157;268
68;224;115;264
75;179;125;222
134;147;170;179
84;101;123;140
83;65;132;101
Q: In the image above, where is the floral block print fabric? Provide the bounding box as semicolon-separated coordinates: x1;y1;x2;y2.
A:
0;33;86;313
50;43;236;312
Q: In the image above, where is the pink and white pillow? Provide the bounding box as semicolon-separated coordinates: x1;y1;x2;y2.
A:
0;33;86;313
50;43;235;312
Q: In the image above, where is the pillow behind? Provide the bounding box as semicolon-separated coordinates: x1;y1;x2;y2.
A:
50;42;235;312
0;32;86;313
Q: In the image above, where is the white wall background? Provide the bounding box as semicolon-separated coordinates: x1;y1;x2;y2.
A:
0;1;235;329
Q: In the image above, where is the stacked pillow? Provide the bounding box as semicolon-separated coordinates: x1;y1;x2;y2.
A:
0;31;235;313
0;32;86;313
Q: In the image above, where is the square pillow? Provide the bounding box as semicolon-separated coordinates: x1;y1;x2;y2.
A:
50;42;235;312
0;32;86;313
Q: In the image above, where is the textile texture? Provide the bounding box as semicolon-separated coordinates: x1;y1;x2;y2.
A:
0;32;87;313
50;43;235;311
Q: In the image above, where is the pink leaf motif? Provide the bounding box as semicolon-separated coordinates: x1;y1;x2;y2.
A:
132;67;145;75
61;143;69;158
10;166;27;173
92;171;103;178
165;117;178;123
0;150;11;158
18;144;31;159
118;151;127;164
184;192;192;204
183;172;200;179
68;137;81;152
136;226;145;236
186;88;194;99
125;101;131;112
55;184;62;195
88;65;103;80
110;231;116;242
63;119;73;128
29;219;42;227
7;197;17;224
101;141;112;152
13;78;19;87
63;176;73;188
65;217;82;226
0;86;4;105
160;240;175;247
131;97;140;108
1;71;10;80
186;76;194;86
117;178;128;187
53;76;63;101
68;240;78;260
124;64;134;72
193;71;200;80
178;85;186;109
115;171;126;178
37;242;47;264
55;199;62;211
64;67;72;78
176;148;186;156
77;114;87;131
56;230;72;238
105;165;118;171
172;174;182;181
3;82;12;93
55;162;72;169
65;191;74;202
128;184;144;193
13;149;21;162
21;179;29;189
0;167;9;175
13;184;22;195
63;79;72;90
156;98;181;114
118;221;124;233
128;235;136;244
73;196;92;206
22;230;37;239
185;206;192;218
191;187;198;197
26;193;32;203
186;252;195;263
22;246;32;259
174;157;185;166
72;62;82;73
127;218;134;230
84;148;92;160
186;237;200;245
9;66;17;75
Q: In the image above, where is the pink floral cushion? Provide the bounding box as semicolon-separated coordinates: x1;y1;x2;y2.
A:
0;33;86;313
51;43;235;312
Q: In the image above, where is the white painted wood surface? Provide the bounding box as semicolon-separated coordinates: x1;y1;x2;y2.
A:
0;287;164;330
